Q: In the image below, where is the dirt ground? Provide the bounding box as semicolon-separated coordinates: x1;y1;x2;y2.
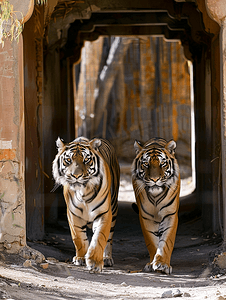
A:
0;176;226;300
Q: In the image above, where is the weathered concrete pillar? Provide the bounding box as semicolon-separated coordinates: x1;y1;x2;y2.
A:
206;0;226;243
0;1;34;254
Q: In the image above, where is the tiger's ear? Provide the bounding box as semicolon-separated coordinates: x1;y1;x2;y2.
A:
56;137;65;151
134;140;143;155
165;140;176;155
90;138;102;150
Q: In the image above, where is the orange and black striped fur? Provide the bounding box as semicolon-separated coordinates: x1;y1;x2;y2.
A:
132;138;180;274
52;137;120;273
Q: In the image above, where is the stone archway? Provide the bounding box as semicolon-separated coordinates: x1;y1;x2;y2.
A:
0;0;225;259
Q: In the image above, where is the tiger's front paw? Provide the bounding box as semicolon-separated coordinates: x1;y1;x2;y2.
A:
143;260;172;274
72;256;86;266
151;254;172;274
143;262;153;272
104;257;114;267
86;257;104;273
152;261;172;275
85;247;104;273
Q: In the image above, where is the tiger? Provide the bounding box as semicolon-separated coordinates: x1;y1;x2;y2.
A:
131;137;180;274
52;136;120;273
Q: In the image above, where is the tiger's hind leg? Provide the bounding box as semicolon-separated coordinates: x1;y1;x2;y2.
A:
103;239;113;267
103;208;117;267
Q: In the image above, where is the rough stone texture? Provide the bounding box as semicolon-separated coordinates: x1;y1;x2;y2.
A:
216;252;226;269
0;37;26;253
206;0;226;26
0;0;35;255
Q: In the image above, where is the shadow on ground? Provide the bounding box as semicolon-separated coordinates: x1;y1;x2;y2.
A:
0;199;224;300
29;199;221;281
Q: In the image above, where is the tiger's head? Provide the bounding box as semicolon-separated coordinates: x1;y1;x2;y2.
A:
52;137;103;191
132;138;180;195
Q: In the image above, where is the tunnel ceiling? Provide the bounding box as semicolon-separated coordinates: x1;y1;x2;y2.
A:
46;0;218;62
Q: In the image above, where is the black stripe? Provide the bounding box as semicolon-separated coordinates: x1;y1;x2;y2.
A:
70;203;83;213
111;199;118;213
161;211;177;223
91;193;108;212
140;201;154;218
73;224;86;230
160;194;177;211
68;191;83;213
69;210;83;218
93;155;100;177
142;216;154;221
112;206;118;216
112;216;117;222
158;226;171;237
145;187;155;205
58;158;63;176
150;231;160;237
85;176;103;203
93;210;108;221
156;187;169;206
150;226;170;238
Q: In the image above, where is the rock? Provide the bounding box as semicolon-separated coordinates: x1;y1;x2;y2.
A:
162;290;173;298
183;292;191;297
46;257;59;264
172;289;183;297
161;289;183;298
23;260;32;268
19;246;45;264
120;282;127;286
215;253;226;269
4;243;12;250
40;262;49;269
66;276;74;281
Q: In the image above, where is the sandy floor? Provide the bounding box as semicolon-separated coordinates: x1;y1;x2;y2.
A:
0;176;225;300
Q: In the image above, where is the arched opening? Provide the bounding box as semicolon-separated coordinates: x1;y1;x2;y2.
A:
73;36;196;200
23;0;222;276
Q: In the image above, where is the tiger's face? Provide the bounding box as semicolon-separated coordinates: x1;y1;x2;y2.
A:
132;138;179;195
53;137;102;190
137;151;172;187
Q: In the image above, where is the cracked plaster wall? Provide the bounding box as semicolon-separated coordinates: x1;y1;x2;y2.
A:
0;0;34;253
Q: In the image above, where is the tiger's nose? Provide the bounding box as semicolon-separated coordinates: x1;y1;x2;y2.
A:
71;167;83;179
71;172;82;179
151;177;160;183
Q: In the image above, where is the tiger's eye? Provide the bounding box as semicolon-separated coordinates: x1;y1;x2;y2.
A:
64;157;71;165
143;162;149;168
84;156;91;164
161;161;167;167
